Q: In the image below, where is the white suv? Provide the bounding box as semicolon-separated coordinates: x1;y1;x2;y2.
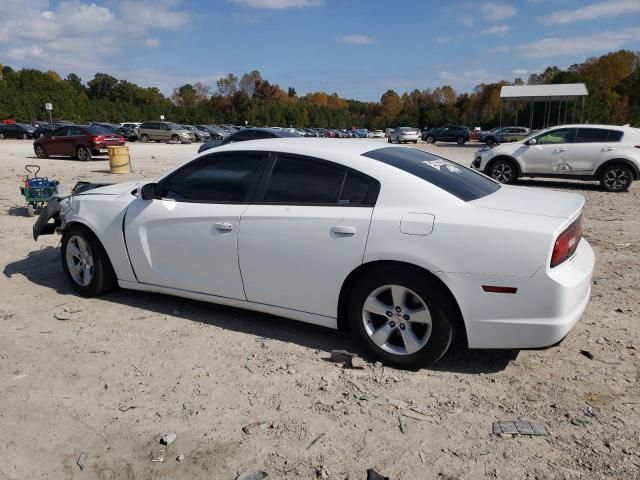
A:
472;124;640;192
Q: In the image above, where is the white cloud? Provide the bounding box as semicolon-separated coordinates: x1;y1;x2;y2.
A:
511;68;529;76
339;34;374;45
144;38;160;48
480;2;516;21
436;35;452;45
509;27;640;58
438;69;502;87
229;0;323;8
0;0;190;79
480;24;509;35
541;0;640;25
461;16;474;26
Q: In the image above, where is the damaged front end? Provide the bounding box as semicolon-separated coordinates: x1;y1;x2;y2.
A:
32;181;113;240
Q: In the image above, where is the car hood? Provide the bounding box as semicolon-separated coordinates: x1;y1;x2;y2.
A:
471;185;584;219
76;181;142;196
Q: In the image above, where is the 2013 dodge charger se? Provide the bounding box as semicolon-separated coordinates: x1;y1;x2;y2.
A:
33;139;595;369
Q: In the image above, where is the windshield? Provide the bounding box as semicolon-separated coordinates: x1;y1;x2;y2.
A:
362;147;500;201
167;122;182;130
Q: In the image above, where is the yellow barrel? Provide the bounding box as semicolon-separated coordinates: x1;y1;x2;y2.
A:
108;146;132;174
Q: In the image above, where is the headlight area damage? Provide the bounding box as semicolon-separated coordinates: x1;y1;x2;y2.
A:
32;181;113;240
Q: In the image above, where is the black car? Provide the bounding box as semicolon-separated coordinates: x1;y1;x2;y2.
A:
198;127;299;154
0;122;37;139
422;125;470;145
34;123;66;138
90;122;137;141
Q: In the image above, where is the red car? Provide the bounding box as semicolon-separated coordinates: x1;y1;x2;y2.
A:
33;125;125;161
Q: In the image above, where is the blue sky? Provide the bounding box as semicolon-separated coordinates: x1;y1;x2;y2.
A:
1;0;640;101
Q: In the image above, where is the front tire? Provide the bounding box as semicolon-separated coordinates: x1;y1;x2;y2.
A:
0;133;5;139
456;136;465;145
171;134;180;142
485;137;495;146
22;133;28;140
140;134;149;143
348;266;455;369
488;159;517;184
600;164;632;192
426;135;435;144
61;226;117;297
35;145;48;159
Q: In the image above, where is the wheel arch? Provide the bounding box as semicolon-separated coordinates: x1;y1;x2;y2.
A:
62;221;118;277
594;158;639;180
337;260;467;345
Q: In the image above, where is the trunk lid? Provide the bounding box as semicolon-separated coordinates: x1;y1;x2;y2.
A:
471;185;584;219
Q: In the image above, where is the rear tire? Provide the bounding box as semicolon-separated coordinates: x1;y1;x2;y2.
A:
171;134;180;142
485;137;495;146
426;135;435;144
488;159;517;184
61;225;117;297
141;134;149;143
0;133;5;139
600;164;632;192
22;133;28;140
76;145;91;162
27;205;35;217
348;266;455;369
456;136;465;145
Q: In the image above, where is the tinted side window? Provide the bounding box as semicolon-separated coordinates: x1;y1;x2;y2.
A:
253;130;276;140
159;154;263;203
53;127;69;136
576;128;610;143
608;130;623;142
68;127;84;136
227;130;254;143
264;156;345;204
340;172;371;205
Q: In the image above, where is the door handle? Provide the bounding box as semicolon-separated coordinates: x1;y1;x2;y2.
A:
601;147;615;152
554;147;567;152
331;225;356;235
214;222;233;232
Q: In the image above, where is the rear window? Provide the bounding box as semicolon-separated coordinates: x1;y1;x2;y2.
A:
86;126;112;135
576;128;623;143
362;147;500;201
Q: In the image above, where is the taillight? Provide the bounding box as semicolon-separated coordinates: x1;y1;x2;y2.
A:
551;214;582;268
91;135;104;144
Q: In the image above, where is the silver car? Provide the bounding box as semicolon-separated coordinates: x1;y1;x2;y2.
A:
388;127;419;144
138;121;194;144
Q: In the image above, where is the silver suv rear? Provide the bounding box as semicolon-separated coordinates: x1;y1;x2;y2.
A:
138;121;194;144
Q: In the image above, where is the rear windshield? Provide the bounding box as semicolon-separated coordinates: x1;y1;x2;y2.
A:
362;147;500;201
86;126;112;135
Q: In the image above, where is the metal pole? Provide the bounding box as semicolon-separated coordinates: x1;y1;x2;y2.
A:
557;100;561;126
581;96;585;123
542;101;547;128
529;101;534;129
573;99;577;123
563;98;568;124
499;107;503;128
515;107;518;127
49;110;53;130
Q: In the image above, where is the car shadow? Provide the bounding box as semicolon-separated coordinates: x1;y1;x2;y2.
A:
4;246;516;374
427;142;484;149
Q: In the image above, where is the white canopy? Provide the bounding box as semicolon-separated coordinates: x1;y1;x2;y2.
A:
500;83;588;102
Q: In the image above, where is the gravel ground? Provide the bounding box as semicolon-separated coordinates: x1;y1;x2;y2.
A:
0;138;638;479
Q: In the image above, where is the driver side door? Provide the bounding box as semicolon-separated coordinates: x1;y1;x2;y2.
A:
123;152;267;299
520;128;577;174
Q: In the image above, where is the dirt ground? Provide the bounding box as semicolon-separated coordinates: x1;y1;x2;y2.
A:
0;138;639;480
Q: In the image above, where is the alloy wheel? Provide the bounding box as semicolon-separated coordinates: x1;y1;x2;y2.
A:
603;168;630;191
65;235;94;287
491;162;514;183
362;284;432;356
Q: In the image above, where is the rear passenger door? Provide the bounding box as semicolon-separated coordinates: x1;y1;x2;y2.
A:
568;128;623;174
521;128;577;174
238;154;379;318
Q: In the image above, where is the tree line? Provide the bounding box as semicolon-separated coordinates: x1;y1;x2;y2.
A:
1;50;638;129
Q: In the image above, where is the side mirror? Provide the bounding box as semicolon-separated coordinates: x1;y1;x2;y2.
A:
527;138;537;145
139;183;157;200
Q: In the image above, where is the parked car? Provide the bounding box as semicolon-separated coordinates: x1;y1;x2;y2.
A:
198;127;298;153
34;139;594;369
137;121;194;143
0;122;37;139
472;124;640;192
34;123;65;138
33;125;125;161
181;125;210;142
389;127;420;144
372;130;385;138
196;125;225;140
120;122;141;129
422;125;470;145
480;126;530;145
90;122;137;142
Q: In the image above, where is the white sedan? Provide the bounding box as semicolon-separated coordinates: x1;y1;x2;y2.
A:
34;139;595;369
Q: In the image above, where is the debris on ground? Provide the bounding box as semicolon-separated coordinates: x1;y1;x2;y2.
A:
306;432;325;450
398;415;405;433
579;350;595;360
492;421;548;436
160;432;176;446
330;350;355;363
236;470;268;480
118;405;136;412
242;421;265;434
176;454;185;462
54;311;71;321
367;468;390;480
76;452;87;471
349;356;366;369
